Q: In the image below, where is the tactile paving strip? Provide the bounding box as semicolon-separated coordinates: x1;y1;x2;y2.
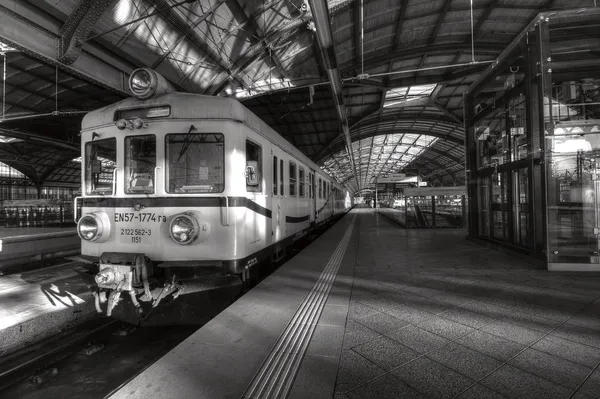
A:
242;215;356;399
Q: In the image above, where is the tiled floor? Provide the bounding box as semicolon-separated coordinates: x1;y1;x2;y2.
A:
334;209;600;399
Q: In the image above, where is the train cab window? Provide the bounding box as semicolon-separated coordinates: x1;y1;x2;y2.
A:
166;133;224;193
273;156;278;195
289;161;297;196
84;138;116;195
279;159;284;196
246;140;262;192
125;135;156;194
299;167;305;197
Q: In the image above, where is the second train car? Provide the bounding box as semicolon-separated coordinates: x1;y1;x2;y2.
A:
75;68;352;324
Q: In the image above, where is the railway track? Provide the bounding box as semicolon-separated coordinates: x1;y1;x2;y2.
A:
0;318;198;398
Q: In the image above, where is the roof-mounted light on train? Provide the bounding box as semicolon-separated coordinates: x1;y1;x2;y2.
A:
129;68;154;98
115;117;147;130
169;212;200;245
132;118;146;129
115;119;128;130
128;68;175;99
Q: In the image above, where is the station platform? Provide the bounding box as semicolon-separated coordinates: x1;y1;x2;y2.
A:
0;261;96;356
111;209;600;399
0;227;79;274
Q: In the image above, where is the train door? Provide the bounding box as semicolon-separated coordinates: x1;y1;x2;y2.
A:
246;139;264;256
309;170;316;223
272;148;286;245
272;153;280;244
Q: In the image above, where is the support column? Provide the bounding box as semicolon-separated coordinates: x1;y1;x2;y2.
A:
524;18;551;260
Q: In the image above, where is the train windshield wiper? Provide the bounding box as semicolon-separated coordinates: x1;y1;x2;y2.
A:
176;124;196;163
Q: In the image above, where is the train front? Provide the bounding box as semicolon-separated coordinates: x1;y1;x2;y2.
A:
75;68;241;325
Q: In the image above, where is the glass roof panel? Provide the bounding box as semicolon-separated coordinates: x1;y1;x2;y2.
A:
0;162;24;178
320;133;439;191
0;136;23;143
383;84;437;108
0;40;16;53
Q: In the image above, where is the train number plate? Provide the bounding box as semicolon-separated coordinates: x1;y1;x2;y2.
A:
114;213;167;223
120;228;152;244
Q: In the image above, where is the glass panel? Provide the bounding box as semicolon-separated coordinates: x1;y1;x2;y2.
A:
435;195;465;228
279;159;284;195
515;168;530;247
166;133;224;193
318;178;322;198
508;94;528;162
299;167;305;197
491;172;508;241
546;125;600;264
246;140;262;192
85;138;116;195
273;156;278;195
405;196;433;228
125;135;156;194
289;162;296;196
478;177;490;236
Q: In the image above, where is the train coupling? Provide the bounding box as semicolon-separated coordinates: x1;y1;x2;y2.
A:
93;253;184;317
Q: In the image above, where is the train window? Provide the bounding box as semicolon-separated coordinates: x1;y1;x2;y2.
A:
310;173;314;198
273;156;278;195
299;167;305;197
279;159;284;195
289;161;297;196
125;135;156;194
318;178;322;199
166;133;224;193
84;138;116;195
246;140;262;192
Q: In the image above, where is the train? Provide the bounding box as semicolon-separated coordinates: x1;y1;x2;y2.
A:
75;68;352;324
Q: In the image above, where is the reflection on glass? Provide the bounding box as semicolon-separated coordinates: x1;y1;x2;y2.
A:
435;195;464;228
547;128;600;264
166;133;224;193
85;138;116;195
479;177;490;236
491;173;507;241
125;135;156;194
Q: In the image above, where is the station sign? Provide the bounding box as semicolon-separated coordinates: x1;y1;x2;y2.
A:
376;174;419;183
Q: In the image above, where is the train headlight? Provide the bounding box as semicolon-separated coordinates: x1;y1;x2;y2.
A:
169;212;199;245
128;68;175;99
129;68;155;99
77;212;111;242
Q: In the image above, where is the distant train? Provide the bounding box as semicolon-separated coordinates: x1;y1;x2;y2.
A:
75;68;352;324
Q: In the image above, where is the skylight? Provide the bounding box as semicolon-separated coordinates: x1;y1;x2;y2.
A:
383;84;437;108
228;78;298;99
0;135;22;143
320;133;439;191
0;40;16;54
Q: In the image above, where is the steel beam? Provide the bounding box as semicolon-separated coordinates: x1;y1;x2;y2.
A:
0;1;130;94
58;0;118;64
340;41;504;75
429;0;452;45
309;0;358;188
0;127;79;151
393;0;409;51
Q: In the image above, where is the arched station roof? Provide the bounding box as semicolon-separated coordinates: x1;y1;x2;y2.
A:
0;0;599;190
